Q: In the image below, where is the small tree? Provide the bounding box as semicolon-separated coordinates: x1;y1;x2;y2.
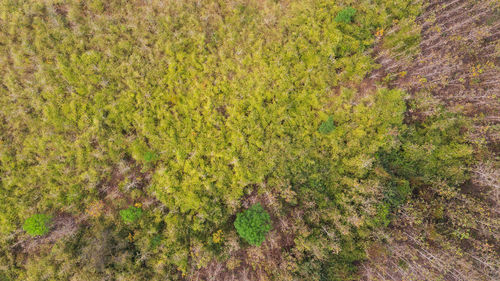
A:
335;7;357;23
23;214;52;236
319;116;335;134
120;206;143;223
234;204;271;246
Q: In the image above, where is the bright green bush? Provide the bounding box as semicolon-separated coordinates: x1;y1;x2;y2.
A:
23;214;52;236
335;7;357;23
234;204;271;246
119;206;143;223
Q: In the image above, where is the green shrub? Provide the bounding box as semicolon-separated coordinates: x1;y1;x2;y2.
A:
318;116;335;134
234;204;271;246
378;111;473;188
143;151;158;163
23;214;52;236
335;7;357;23
119;206;143;223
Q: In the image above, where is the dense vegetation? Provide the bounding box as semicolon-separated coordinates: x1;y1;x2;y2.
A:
0;0;496;280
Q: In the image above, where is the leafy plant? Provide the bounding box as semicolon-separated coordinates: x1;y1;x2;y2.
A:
319;116;336;134
335;7;357;23
150;235;162;248
234;204;271;246
23;214;52;236
120;206;143;223
143;151;158;163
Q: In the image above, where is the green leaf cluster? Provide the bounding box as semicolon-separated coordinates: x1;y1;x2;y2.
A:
335;7;357;23
22;214;52;236
318;116;336;134
234;204;271;246
119;206;143;223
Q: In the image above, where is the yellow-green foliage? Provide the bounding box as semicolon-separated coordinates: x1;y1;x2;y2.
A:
0;0;424;279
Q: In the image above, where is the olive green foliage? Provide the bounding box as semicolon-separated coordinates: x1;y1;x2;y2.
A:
119;206;143;223
22;214;52;236
380;109;474;197
0;0;428;280
335;7;357;23
234;204;271;246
